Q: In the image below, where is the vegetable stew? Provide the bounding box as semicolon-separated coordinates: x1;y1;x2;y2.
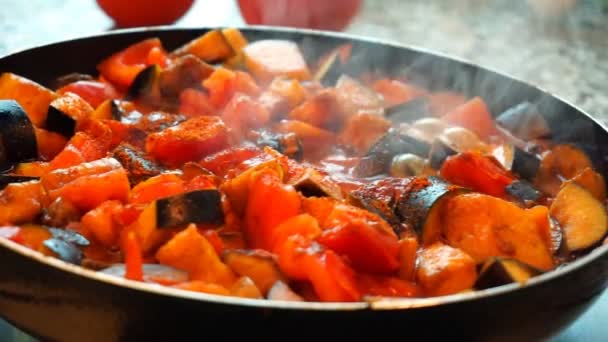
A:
0;28;606;303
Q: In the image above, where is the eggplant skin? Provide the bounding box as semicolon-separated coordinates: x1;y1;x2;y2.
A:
156;189;224;228
0;100;37;170
506;180;541;203
512;148;540;181
496;102;550;140
475;257;542;290
429;138;457;169
45;105;76;137
0;175;38;190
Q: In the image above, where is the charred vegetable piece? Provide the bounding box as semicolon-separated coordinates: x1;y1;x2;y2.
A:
127;64;161;102
397;176;467;243
0;175;39;190
45;93;94;138
99;264;189;285
356;131;430;177
222;249;287;295
0;100;38;170
0;72;56;127
385;98;431;124
389;153;426;178
172;30;234;63
43;238;83;265
267;280;304;301
428;138;457;169
156;189;224;228
48;227;89;246
158;55;214;100
550;182;608;251
256;131;303;161
349;178;411;231
505;180;541;204
475;257;542;290
496;102;550;140
289;168;343;200
113;143;164;185
42;197;82;228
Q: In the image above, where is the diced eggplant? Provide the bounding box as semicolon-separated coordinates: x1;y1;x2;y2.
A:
475;257;543;290
43;238;83;265
45;93;93;138
385;98;431;124
349;177;410;231
159;55;214;100
535;144;594;196
496;102;550;140
256;131;303;161
127;64;161;102
428;138;457;169
45;105;76;137
90;99;124;121
397;176;468;243
112;143;164;185
99;264;189;284
48;227;89;246
289;168;343;200
389;153;427;178
267;281;304;301
42;197;82;227
567;167;606;202
550;182;608;251
505;180;541;204
51;73;94;89
0;73;56;127
0;175;39;190
512;147;541;181
355;130;431;177
156;189;224;228
0;100;38;171
223;249;287;295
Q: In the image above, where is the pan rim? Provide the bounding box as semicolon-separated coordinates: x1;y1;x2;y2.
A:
1;25;607;311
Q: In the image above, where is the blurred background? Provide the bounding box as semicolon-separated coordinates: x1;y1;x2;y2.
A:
0;0;607;340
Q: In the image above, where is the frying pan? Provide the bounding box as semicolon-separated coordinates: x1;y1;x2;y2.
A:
0;27;607;342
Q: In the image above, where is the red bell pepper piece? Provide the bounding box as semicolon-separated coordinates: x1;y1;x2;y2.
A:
356;274;419;297
441;96;498;139
58;80;119;108
97;38;168;90
198;146;261;177
440;151;514;197
124;231;144;281
317;204;400;274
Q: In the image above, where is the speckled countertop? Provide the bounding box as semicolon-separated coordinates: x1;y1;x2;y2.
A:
0;0;607;341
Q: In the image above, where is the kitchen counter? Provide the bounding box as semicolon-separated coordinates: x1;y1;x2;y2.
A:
0;0;607;340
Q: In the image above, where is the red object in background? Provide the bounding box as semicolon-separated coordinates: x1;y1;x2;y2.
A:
96;0;195;28
238;0;362;31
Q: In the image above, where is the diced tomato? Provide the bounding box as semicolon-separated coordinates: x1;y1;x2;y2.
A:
440;151;514;198
372;79;426;107
317;204;400;274
356;274;419;297
146;116;229;167
178;88;215;117
441;97;498;140
58;80;119;108
222;93;270;138
244;168;301;250
303;248;360;302
198;146;261;177
97;38;168;90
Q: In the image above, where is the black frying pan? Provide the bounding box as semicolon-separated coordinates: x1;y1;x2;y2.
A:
0;27;607;342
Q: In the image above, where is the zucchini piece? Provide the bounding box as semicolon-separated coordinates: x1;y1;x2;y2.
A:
0;100;38;170
112;143;164;185
223;249;287;295
475;257;543;290
267;281;304;301
289;168;343;200
428;138;457;169
385;98;431;125
0;73;56;127
90;99;124;121
355;130;431;177
495;102;549;140
505;180;541;204
156;189;224;228
45;93;94;138
0;175;39;190
550;182;608;251
172;29;235;63
127;64;162;102
397;176;467;243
